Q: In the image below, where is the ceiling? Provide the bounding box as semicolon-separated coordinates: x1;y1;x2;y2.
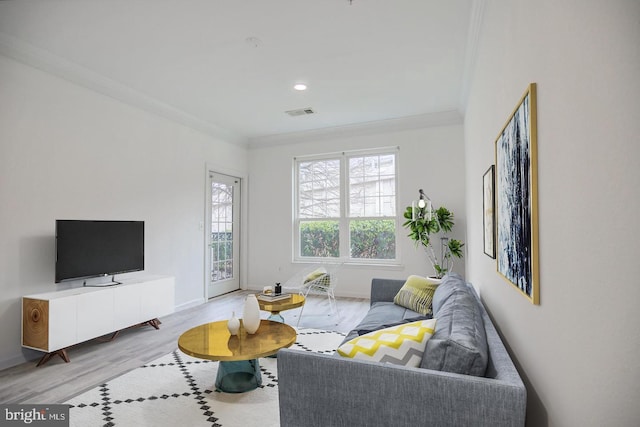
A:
0;0;478;146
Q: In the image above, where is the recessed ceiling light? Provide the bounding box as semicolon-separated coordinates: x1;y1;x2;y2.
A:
294;84;307;91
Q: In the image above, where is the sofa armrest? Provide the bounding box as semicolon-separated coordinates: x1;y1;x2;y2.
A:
370;278;405;306
277;350;526;427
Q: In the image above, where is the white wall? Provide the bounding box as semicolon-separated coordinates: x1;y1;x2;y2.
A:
464;1;640;425
0;54;248;368
247;123;466;298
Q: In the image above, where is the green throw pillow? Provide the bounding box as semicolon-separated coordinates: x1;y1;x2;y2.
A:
393;275;439;315
304;268;326;283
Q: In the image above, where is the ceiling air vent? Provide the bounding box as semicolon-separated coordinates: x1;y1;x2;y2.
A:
285;107;315;117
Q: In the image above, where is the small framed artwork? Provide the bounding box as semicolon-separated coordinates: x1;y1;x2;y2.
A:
483;165;495;259
495;83;540;305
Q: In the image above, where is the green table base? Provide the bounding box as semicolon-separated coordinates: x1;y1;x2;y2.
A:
267;312;285;323
215;359;262;393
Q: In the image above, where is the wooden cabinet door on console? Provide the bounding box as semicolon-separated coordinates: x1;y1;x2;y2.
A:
23;295;77;352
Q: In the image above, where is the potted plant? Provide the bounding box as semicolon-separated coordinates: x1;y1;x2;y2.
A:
402;200;464;281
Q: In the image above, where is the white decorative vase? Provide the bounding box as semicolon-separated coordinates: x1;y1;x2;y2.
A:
227;311;240;336
242;294;261;334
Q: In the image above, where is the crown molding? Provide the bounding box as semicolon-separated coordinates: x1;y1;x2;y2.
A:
248;110;463;149
458;0;486;115
0;29;471;150
0;32;247;146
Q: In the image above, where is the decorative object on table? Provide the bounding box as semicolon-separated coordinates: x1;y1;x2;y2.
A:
242;294;261;334
227;311;240;336
262;285;273;294
483;165;496;259
402;189;464;279
274;282;282;295
257;292;291;302
494;82;539;305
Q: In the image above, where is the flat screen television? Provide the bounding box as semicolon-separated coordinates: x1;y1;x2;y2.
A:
55;220;145;284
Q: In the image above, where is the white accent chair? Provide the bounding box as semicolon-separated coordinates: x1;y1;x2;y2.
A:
282;265;341;326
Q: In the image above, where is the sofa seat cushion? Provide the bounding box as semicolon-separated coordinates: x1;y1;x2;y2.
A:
337;319;437;367
421;276;488;376
341;302;426;344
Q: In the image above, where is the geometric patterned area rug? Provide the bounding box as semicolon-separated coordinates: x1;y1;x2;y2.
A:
64;328;345;427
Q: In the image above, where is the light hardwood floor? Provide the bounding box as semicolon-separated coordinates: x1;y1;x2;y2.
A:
0;290;369;404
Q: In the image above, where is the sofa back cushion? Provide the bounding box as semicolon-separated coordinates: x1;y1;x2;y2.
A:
421;274;489;377
431;273;470;314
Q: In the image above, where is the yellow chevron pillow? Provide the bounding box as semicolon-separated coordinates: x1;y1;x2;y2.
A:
337;319;437;367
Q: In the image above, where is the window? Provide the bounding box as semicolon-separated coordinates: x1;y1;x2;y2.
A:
294;149;398;263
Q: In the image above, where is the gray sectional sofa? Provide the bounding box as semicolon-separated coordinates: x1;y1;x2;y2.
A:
277;273;526;427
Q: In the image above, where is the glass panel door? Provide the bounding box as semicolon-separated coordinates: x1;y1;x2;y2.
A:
207;172;240;298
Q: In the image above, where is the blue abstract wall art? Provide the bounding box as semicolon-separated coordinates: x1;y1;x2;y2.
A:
495;83;539;304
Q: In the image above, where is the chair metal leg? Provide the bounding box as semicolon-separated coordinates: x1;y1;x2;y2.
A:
296;288;311;327
327;291;334;315
296;303;305;327
294;281;341;326
327;289;341;323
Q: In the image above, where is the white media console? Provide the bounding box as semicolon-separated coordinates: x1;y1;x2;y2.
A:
22;275;175;366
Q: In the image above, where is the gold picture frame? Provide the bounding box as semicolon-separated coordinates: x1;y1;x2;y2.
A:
483;165;496;259
494;83;540;305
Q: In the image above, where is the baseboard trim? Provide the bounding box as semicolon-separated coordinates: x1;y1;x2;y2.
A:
0;349;41;371
174;298;205;312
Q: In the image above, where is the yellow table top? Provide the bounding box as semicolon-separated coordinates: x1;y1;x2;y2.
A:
258;293;305;313
178;319;296;362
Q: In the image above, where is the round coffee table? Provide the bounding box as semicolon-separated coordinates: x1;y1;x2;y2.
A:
258;293;305;323
178;319;296;393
